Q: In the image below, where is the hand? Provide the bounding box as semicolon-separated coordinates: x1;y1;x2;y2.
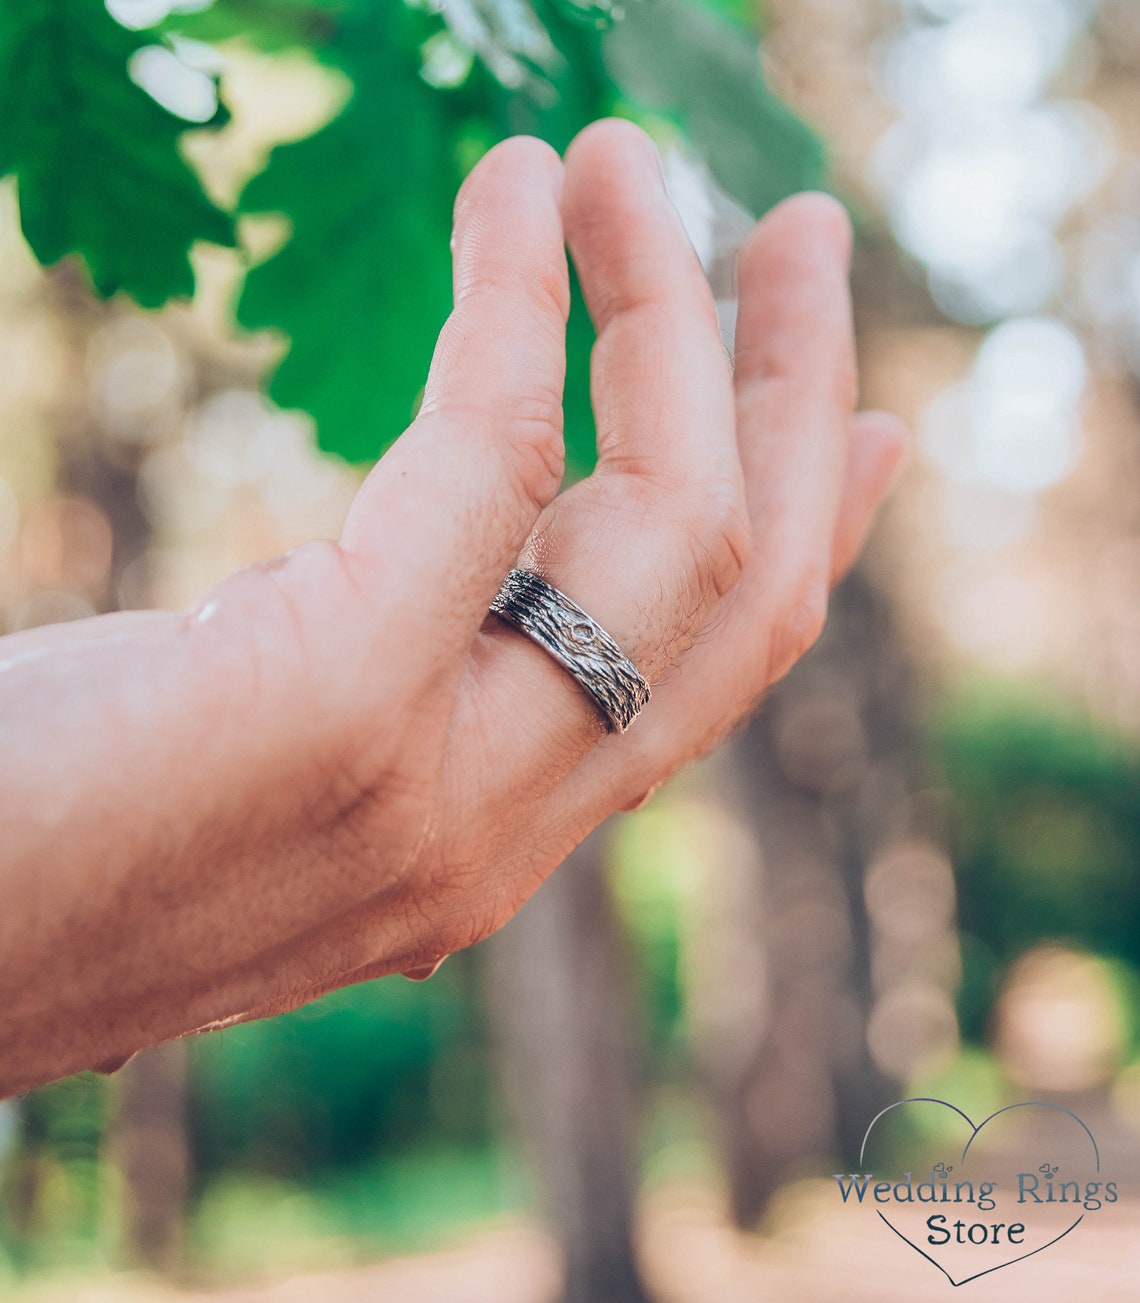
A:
0;120;905;1095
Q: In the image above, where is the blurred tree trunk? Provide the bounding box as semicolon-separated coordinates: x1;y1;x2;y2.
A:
686;145;949;1222
485;822;652;1303
691;571;921;1226
112;1044;191;1273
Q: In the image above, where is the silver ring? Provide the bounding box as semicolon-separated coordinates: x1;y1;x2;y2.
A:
489;568;651;734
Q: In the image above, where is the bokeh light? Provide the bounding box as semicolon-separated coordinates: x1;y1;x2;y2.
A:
994;945;1128;1092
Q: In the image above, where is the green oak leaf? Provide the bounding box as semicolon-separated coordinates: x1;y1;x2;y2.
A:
235;3;458;463
0;0;234;307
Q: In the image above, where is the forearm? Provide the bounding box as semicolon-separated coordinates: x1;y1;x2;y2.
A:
0;551;383;1095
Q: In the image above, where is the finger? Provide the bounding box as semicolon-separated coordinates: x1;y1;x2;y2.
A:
563;120;743;500
539;411;905;847
830;410;909;582
502;119;748;690
338;137;570;665
734;191;856;614
528;199;866;838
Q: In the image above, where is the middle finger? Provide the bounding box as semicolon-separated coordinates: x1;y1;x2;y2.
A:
458;120;752;814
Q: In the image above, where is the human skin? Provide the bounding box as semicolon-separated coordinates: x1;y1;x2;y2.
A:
0;119;906;1098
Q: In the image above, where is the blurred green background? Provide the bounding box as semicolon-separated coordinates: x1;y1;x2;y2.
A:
4;0;1140;1299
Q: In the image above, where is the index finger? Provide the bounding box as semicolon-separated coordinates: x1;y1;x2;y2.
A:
339;136;571;665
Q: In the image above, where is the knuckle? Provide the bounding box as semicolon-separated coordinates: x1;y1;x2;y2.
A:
769;579;829;679
423;388;565;519
687;487;752;603
500;388;566;512
531;262;572;324
456;256;569;327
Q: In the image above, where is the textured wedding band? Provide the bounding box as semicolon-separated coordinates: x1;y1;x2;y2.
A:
489;568;651;734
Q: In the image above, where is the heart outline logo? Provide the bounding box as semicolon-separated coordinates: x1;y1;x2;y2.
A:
859;1098;1101;1287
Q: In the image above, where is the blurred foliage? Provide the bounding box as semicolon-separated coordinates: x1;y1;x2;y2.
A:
0;1076;111;1274
611;799;692;1064
0;957;499;1274
188;953;493;1180
0;0;234;306
938;684;1140;1045
1;0;824;467
188;1144;521;1273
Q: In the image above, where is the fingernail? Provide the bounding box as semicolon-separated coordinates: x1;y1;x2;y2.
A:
620;786;658;813
402;956;448;982
92;1052;136;1075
